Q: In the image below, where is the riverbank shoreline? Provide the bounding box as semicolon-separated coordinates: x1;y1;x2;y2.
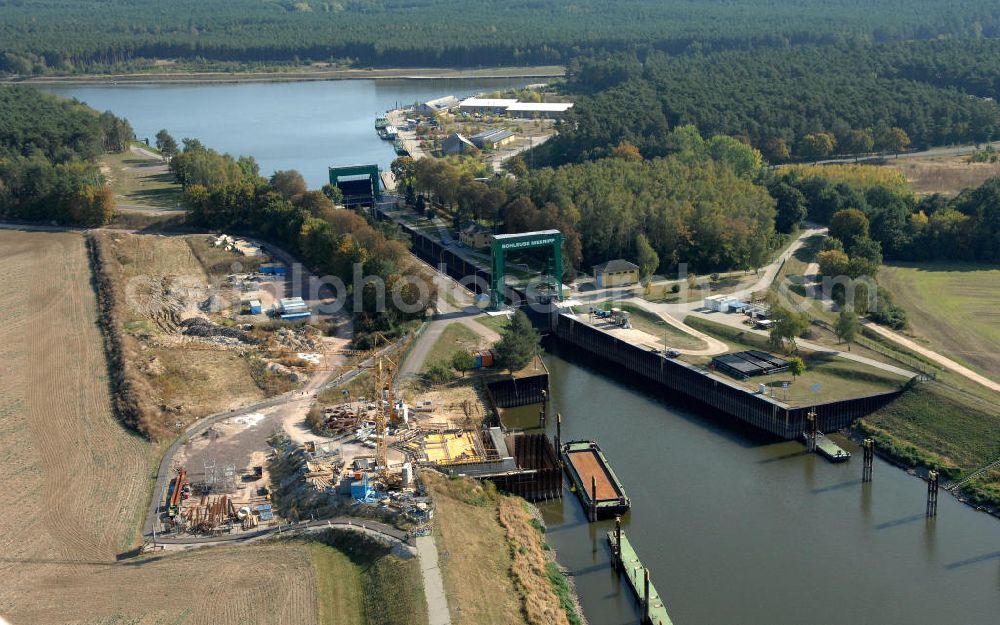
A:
4;65;566;86
846;425;1000;522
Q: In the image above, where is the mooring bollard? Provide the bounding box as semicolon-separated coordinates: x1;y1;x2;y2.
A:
927;470;939;517
862;438;874;483
613;516;622;570
643;567;651;623
805;408;818;453
591;476;598;522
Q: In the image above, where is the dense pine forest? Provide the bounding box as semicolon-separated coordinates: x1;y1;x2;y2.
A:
3;0;1000;74
537;41;1000;166
0;85;130;224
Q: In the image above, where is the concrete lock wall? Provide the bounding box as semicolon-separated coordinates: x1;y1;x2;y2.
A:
378;207;900;439
376;207;493;294
485;374;549;409
553;314;901;440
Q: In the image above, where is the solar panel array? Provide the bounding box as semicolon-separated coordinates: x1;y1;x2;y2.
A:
712;350;790;379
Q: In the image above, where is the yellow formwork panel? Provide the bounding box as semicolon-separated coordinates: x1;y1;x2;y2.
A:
423;432;480;464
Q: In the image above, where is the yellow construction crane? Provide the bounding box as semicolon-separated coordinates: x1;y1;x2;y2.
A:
372;356;398;481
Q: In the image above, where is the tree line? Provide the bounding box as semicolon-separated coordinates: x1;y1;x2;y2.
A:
775;165;1000;264
5;0;1000;75
539;42;1000;166
0;85;129;225
774;164;1000;329
394;126;778;278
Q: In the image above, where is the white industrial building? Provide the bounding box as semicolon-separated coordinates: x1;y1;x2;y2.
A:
703;294;749;313
458;97;574;119
278;297;310;319
504;102;574;118
458;97;518;114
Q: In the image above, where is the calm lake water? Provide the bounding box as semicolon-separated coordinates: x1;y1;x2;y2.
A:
43;78;527;188
42;79;1000;624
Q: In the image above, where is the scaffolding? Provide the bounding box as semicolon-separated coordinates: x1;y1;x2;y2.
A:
203;458;217;492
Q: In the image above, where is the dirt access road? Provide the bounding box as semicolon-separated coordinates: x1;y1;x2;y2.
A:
399;251;501;379
14;65;565;85
864;321;1000;392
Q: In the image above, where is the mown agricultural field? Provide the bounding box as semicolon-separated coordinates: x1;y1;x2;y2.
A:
879;262;1000;382
0;229;326;625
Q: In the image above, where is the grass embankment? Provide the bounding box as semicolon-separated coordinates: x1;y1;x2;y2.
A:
770;232;829;319
476;314;511;335
858;358;1000;508
309;530;428;625
425;472;581;625
684;316;908;404
421;322;485;375
878;262;1000;382
100;147;184;208
769;231;1000;509
641;274;755;304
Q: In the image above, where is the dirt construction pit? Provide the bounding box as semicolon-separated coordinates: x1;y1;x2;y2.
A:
406;381;489;430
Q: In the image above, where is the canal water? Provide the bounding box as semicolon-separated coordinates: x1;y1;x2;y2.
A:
42;78;527;188
39;80;1000;623
538;347;1000;625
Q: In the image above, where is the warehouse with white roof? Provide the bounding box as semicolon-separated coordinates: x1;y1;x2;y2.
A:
458;97;573;118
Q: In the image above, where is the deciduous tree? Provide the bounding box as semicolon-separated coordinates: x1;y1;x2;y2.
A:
835;310;860;350
155;129;178;159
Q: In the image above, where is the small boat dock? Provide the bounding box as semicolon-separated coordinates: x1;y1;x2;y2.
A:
807;432;851;462
561;440;630;520
608;527;674;625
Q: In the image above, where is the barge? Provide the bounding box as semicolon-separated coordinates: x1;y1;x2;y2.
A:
816;433;851;462
561;440;630;519
804;432;851;462
608;528;674;625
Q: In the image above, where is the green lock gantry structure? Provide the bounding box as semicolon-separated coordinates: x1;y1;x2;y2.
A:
490;230;564;309
328;164;381;206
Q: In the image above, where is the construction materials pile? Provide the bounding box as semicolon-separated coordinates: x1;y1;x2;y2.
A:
317;404;363;436
180;495;236;534
181;317;259;344
272;326;320;351
304;458;344;492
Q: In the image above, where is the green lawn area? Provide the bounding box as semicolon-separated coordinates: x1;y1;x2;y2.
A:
879;262;1000;382
684;316;908;404
641;274;755;304
769;233;830;320
422;322;484;374
591;301;707;350
312;542;365;624
310;530;428;625
475;314;510;334
101;149;185;209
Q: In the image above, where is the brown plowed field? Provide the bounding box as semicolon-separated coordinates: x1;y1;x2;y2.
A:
0;230;318;625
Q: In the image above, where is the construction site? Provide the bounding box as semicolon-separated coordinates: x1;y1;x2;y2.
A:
151;334;566;538
90;230;357;437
